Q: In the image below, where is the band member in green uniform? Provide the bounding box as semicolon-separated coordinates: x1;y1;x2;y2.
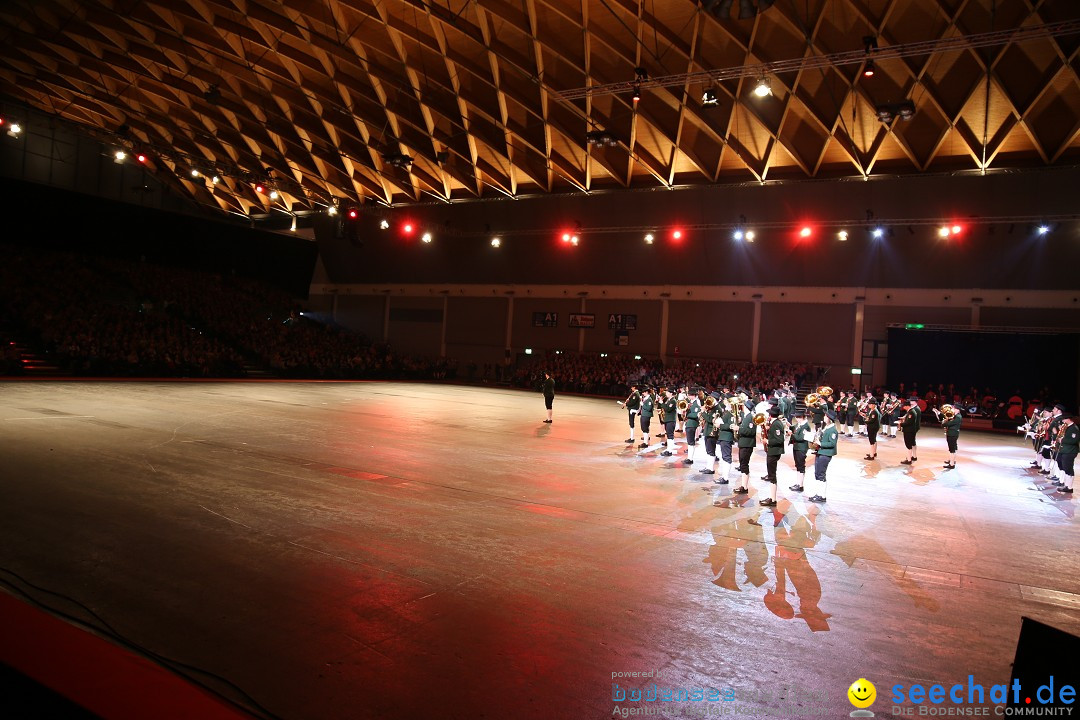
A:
621;384;641;444
836;391;850;436
542;371;555;423
637;388;655;449
863;398;882;461
707;397;737;484
937;405;962;469
788;410;811;492
684;392;702;466
660;390;679;457
1057;414;1077;494
808;412;838;503
733;406;757;495
1040;405;1064;475
898;399;921;464
700;398;718;472
909;397;923;459
761;407;786;506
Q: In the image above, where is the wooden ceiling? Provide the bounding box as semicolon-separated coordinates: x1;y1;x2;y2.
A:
2;0;1079;217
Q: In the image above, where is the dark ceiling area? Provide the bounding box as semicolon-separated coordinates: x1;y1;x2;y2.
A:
2;0;1079;219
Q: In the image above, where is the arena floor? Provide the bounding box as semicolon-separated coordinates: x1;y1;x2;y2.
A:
1;381;1077;719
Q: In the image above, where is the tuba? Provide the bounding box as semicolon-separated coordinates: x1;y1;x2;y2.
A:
817;385;834;399
752;412;767;426
805;393;820;407
940;404;958;421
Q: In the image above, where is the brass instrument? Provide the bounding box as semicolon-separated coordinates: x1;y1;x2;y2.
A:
817;385;834;398
677;398;689;413
703;396;717;411
1051;422;1067;451
940;404;958;421
805;392;820;407
809;428;822;452
752;412;767;426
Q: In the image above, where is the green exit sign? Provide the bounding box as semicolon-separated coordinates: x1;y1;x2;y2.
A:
905;323;925;329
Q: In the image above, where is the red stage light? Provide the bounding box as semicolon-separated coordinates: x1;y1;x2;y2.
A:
137;154;147;163
348;209;358;219
672;229;683;240
561;232;572;243
799;226;812;238
403;223;414;234
951;224;962;235
255;184;265;194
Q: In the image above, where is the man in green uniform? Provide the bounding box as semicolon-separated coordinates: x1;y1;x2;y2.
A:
1056;413;1077;494
898;398;921;465
542;371;555;423
808;411;838;503
621;384;641;444
939;406;962;469
637;388;655;449
708;397;737;484
863;398;882;461
660;390;679;457
683;391;702;466
733;406;757;495
761;407;786;506
788;410;811;492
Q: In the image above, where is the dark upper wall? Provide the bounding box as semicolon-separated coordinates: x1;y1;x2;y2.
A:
317;167;1080;289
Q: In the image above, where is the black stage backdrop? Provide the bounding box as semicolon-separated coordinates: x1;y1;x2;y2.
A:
887;327;1079;406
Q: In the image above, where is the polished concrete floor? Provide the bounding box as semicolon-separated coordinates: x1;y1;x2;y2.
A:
1;381;1077;719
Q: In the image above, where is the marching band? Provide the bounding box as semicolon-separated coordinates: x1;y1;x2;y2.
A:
615;381;1075;506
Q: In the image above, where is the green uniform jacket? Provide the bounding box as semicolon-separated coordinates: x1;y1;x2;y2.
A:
865;407;882;427
640;396;654;419
717;410;736;442
791;421;811;451
685;400;701;429
943;415;962;438
700;409;716;437
901;408;920;432
543;378;555;398
625;391;641;411
1060;425;1079;456
661;398;678;422
911;405;922;430
817;426;839;456
737;414;757;448
766;418;786;456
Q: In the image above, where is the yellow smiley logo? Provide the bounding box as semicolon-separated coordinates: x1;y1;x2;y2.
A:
848;678;876;709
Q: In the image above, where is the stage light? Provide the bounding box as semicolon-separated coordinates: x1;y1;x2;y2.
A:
753;78;771;97
1037;224;1050;236
634;355;642;360
137;153;147;163
114;150;126;163
863;60;875;78
702;88;718;107
525;348;533;355
403;223;414;234
290;216;297;232
379;219;390;230
951;224;962;235
938;226;951;238
671;229;683;240
421;232;432;243
644;233;654;244
269;189;279;199
872;227;885;239
745;230;755;242
327;206;337;216
190;169;200;178
211;175;220;185
733;229;744;241
491;237;501;247
347;209;358;219
7;123;22;137
570;235;579;246
799;226;812;238
838;230;848;241
631;84;642;104
562;232;572;243
255;184;265;194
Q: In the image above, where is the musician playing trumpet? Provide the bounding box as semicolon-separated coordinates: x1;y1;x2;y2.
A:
788;410;812;492
862;397;882;461
934;404;962;469
706;395;738;483
620;383;642;445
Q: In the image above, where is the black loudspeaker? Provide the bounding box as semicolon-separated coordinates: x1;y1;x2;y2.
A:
1009;616;1080;710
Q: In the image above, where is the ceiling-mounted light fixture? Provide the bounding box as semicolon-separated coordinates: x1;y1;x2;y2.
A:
383;151;413;169
702;88;719;107
753;77;772;97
